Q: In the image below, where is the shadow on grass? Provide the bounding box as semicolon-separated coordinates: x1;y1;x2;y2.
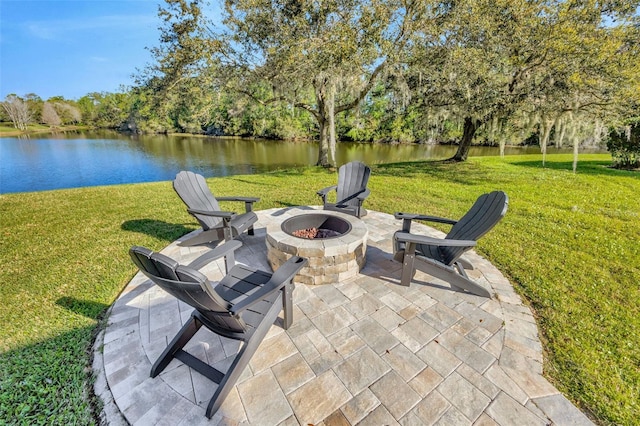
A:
264;166;330;177
506;159;640;177
0;326;98;423
121;218;195;242
222;176;279;187
373;160;491;186
56;297;109;319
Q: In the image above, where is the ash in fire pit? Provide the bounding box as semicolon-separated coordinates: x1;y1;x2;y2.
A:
292;227;342;239
282;214;351;240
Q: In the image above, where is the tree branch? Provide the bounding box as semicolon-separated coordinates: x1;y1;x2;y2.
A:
335;61;387;113
294;102;320;121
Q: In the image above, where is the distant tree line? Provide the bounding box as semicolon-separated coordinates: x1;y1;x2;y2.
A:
0;92;131;131
3;0;639;168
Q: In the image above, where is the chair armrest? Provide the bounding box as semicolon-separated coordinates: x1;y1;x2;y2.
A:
394;212;457;225
216;196;259;213
395;232;477;248
394;212;457;232
187;208;236;219
317;185;337;197
356;188;371;201
186;240;242;271
229;256;308;314
216;196;260;203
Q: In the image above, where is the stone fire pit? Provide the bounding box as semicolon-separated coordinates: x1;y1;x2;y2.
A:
266;210;368;285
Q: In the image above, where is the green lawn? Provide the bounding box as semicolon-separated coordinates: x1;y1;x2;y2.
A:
0;123;88;137
0;154;638;425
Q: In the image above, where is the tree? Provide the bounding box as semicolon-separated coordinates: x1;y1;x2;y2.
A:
142;0;419;166
24;93;43;123
77;92;133;129
513;1;640;168
607;116;640;169
41;102;61;127
1;95;32;131
221;0;423;166
135;0;217;133
407;0;640;161
77;93;100;125
51;102;82;124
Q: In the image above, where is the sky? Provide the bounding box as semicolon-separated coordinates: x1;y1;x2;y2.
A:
0;0;161;100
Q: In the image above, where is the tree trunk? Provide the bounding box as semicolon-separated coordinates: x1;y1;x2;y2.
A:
316;114;331;167
539;119;553;167
328;89;336;165
314;79;333;168
450;117;480;162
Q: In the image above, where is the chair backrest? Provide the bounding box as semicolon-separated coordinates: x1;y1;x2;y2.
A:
173;171;222;231
129;246;247;333
336;161;371;206
440;191;508;265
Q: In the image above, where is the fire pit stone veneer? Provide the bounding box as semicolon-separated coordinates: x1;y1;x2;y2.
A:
266;210;368;285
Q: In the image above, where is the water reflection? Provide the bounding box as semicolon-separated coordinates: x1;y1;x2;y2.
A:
130;135;320;174
0;130;582;193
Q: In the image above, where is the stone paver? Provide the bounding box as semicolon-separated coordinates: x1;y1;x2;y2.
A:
287;370;352;425
95;207;593;425
333;347;390;394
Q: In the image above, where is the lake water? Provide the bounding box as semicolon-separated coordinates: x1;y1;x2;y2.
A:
0;130;579;194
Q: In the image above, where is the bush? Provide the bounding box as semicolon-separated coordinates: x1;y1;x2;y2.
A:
606;118;640;169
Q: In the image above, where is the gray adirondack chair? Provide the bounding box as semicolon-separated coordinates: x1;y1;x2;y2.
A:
173;170;260;246
129;240;307;418
393;191;508;298
317;161;371;218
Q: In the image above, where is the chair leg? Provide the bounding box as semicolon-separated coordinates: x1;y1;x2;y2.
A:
414;258;492;298
400;254;416;287
456;258;474;270
223;251;235;275
151;314;202;377
356;204;367;218
400;242;418;287
222;226;233;241
281;282;293;329
205;297;283;418
444;271;491;298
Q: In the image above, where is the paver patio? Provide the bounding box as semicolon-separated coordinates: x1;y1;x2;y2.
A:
94;207;594;425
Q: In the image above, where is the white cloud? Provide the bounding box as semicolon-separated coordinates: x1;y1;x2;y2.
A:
26;23;57;40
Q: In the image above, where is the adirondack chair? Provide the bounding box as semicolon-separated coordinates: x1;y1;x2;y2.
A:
317;161;371;218
173;170;260;246
129;240;307;418
393;191;508;298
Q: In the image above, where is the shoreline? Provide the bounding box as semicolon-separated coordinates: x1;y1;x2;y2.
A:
0;124;90;137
